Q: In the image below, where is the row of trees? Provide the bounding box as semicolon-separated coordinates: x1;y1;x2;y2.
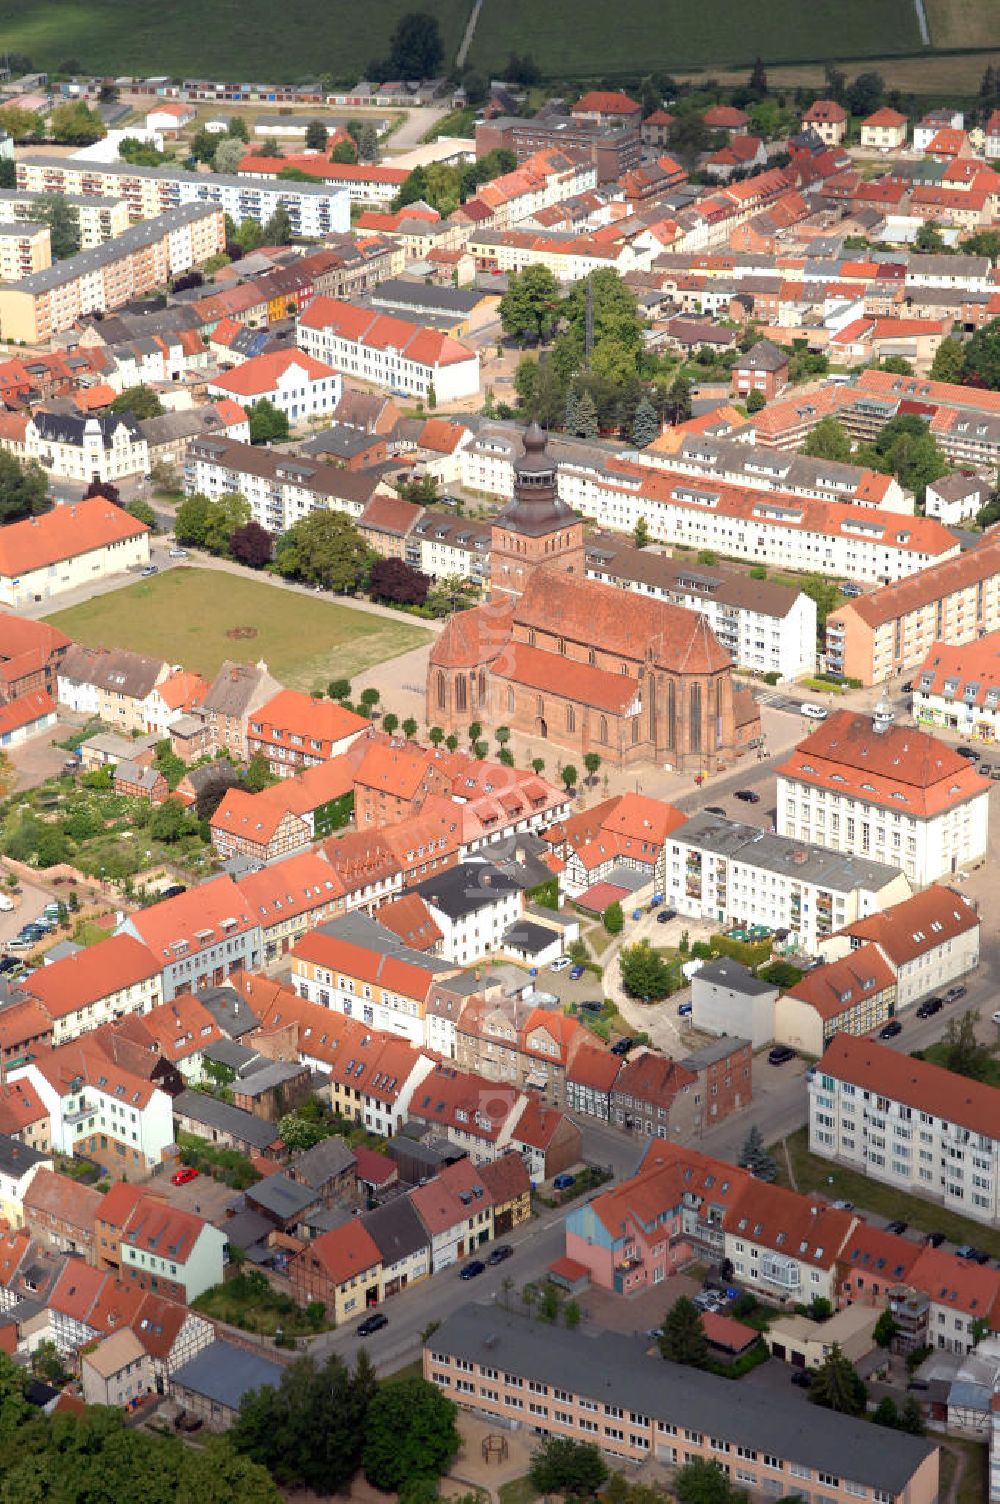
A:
393;146;517;217
802;413;948;505
0;99;104;145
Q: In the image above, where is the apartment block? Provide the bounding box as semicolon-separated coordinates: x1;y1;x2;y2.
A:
297;296;480;402
15;156;350;239
0;496;150;610
0;220;50;281
184;435;386;535
0;190;131;249
811;1034;1000;1226
820;884;980;1011
911;631;1000;742
0;204;225;343
426;1305;939;1504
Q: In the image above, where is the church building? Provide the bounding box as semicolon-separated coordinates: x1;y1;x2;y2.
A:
427;424;759;771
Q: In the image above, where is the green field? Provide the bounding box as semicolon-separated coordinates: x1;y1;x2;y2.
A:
45;567;431;692
469;0;923;77
2;0;471;82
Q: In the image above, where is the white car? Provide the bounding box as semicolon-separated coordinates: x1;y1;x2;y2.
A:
992;1010;1000;1026
800;703;828;720
168;547;188;559
550;956;571;973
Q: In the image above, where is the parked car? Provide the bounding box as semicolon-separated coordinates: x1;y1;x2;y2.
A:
735;789;760;803
879;1019;903;1039
656;907;677;922
916;998;942;1019
800;703;829;719
579;1001;604;1014
768;1045;796;1065
956;1244;979;1260
992;1009;1000;1026
925;1231;946;1248
171;1166;198;1186
356;1312;388;1336
168;547;188;559
488;1245;513;1266
459;1260;485;1280
678;1001;693;1018
611;1037;635;1056
705;806;726;816
977;763;992;776
569;964;586;981
957;746;979;759
790;1368;813;1388
553;1173;576;1191
832;1199;854;1210
550;956;571;973
945;985;967;1003
140;564;159;577
885;1220;908;1236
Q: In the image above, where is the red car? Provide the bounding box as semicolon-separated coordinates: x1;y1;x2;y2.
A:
171;1166;198;1186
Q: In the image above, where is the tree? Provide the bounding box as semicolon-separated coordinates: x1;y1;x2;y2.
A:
0;105;41;142
50;101;105;144
880;355;913;376
234;1352;374;1492
899;1395;926;1435
263;205;293;245
658;1295;709;1368
531;756;545;775
245;752;278;792
572;388;599;439
331;138;358;163
845;71;884;117
230;521;274;568
939;1008;991;1081
402;717;418;738
631;396;659;448
468;720;483;745
363;1376;459;1490
0;450;48;524
962;317;1000;389
500;264;562;343
634;515;651;549
360;688;380;713
873;1395;900;1430
748;56;768;93
808;1344;867;1416
857;413;947;501
873;1309;898;1348
175;491;213;548
737;1124;778;1182
663;372;693;426
305;120;328;151
745;389;766;414
214;136;246;174
249;397;290;444
127;498;156;529
377;11;444;79
668;112;712;166
235;217;266;253
561;764;578;792
584;750;601;783
801;417;852;462
603;900;623;935
149;797;193;844
620;940;676;1001
930;336;966;385
370;556;430;606
675;1459;749;1504
529;1438;608;1497
348;120;380;162
203;492;251;556
110;385;164;420
383;713;399;735
915;221;946;254
275;511;374;592
428;725;445;746
445;734;459;752
35;193;80;259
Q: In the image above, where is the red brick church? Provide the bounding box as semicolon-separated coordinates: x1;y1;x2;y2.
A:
426;424;759;770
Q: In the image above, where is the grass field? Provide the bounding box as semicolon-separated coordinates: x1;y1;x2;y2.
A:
470;0;922;78
4;0;471;81
44;568;431;692
926;0;1000;50
680;51;1000;97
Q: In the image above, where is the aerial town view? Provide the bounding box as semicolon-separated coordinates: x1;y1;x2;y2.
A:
4;1;1000;1500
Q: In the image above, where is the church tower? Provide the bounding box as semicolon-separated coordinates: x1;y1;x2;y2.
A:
489;423;585;599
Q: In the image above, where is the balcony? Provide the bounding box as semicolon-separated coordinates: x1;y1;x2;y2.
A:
63;1099;94;1125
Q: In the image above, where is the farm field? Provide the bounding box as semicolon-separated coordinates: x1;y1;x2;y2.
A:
469;0;922;78
926;0;1000;51
683;51;1000;96
44;568;431;692
1;0;471;82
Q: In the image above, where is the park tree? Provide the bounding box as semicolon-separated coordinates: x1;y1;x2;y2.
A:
675;1459;749;1504
374;11;444;80
561;764;578;792
35;193;80;259
234;1352;375;1492
658;1294;709;1368
801;417;852;462
202;492;251;556
0;450;48;524
305;120;328;151
961;316;1000;389
175;492;213;548
110;385;164;419
249;397;291;444
529;1438;608;1497
584;750;601;783
737;1124;778;1182
930;336;966;384
808;1343;867;1416
402;717;418;738
275;511;374;592
50;101;105;144
369;556;430;606
127;498;156;529
500;264;562;343
603;900;623;935
230;521;274;568
382;713;399;735
428;725;445;747
214;136;246;174
663;372;693;426
363;1376;460;1490
620;940;676;1000
632;396;660;448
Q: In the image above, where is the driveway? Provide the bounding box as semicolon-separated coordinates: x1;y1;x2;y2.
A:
10;724;76;791
0;876;50;943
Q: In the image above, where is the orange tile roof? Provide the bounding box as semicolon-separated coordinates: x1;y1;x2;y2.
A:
48;1257;106;1322
834;884;979;968
95;1180;155;1231
0;690;54;737
509;1100;571;1150
838;1222;921;1285
354;739;438;799
0;999;52;1056
863;108;907;128
610;1049;697;1108
154;668;208;712
210;786;300;844
23;1167;101;1230
723;1178;855;1269
0;1078;47;1135
0;497;148;578
293;930;440;1003
375;893;442;952
122;1195;207;1264
302;1219;381;1283
783;943;895;1019
253;688;370;746
913;632;1000;705
299;296;475;369
210;348;337;397
905;1244;1000;1318
123;873;258;960
566;1042;621;1092
237;851;346;924
20;935;160;1020
776;710;984;818
820;1032;1000;1141
572;90;640;115
830;534;1000;632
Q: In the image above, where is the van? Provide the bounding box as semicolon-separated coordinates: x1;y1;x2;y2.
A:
0;895;13;912
801;703;828;720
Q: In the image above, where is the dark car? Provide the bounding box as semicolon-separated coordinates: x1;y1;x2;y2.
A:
879;1019;903;1039
978;763;992;776
925;1231;946;1248
957;746;980;759
956;1244;979;1260
705;806;726;816
790;1368;812;1388
916;997;943;1019
900;681;913;692
356;1312;388;1337
158;884;187;901
553;1173;576;1191
768;1045;796;1065
656;907;678;923
488;1244;513;1266
579;1001;604;1014
945;985;967;1003
459;1260;486;1280
885;1219;908;1236
569;964;586;981
611;1037;635;1056
735;789;761;803
973;1249;991;1265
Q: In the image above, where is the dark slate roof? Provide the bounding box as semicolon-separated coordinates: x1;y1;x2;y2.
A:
692;957;778;996
172;1338;284;1409
430;1305;938;1496
245;1173;317;1221
172;1089;280;1151
288;1136;357;1188
361;1195;428;1265
414;861;521;920
0;1134;48;1179
197;985;260;1040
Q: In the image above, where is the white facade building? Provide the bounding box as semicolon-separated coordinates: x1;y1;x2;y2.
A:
207;349;341;427
297;296;480;402
413;863;523;968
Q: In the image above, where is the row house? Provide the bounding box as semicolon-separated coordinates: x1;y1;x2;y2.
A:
119;1195;226;1304
201;657;281;761
455;993;589;1109
297;296;480;402
775;943;897;1057
246;688;370;780
0;1078;52;1154
0;614;70;705
810;1034;1000;1227
290;921;456;1046
210;787;312;864
102;992;226;1084
236;853;348;960
118;874;263;1000
411;861;524;967
0;1136;51;1229
57;643;167;732
408;1156;495;1270
22;1169;102;1262
326;1031;435;1137
18;934;163;1045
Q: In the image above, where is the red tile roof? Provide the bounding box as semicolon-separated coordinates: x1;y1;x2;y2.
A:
210;348;337;397
572;91;640;116
0;690;54;738
20;935;159;1020
0;498;148;578
834;884;978;968
303;1219;381;1283
252;688;369;746
783;943;895;1019
124;873;258;961
819;1033;1000;1141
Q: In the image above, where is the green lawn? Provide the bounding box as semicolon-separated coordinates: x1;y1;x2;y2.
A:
469;0;921;77
775;1128;1000;1259
45;568;430;694
4;0;471;81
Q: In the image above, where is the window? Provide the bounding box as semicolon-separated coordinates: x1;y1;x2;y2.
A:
566;704;575;733
599;715;608;744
